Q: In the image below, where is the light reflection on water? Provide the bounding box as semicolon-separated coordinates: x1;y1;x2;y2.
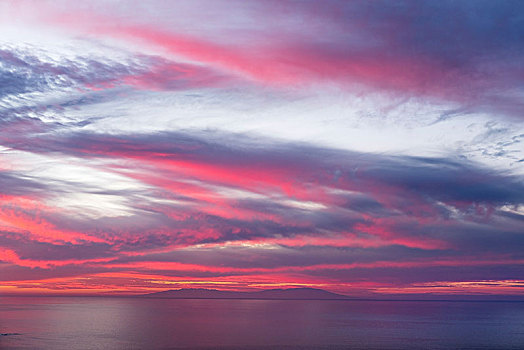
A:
1;297;523;349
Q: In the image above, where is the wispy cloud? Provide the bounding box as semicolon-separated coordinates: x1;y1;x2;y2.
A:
1;0;523;296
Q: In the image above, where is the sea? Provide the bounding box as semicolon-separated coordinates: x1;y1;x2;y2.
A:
1;297;523;349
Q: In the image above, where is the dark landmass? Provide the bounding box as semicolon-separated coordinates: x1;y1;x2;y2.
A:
142;287;351;300
3;290;522;301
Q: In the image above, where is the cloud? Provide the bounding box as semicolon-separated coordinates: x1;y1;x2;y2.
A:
0;170;47;198
0;128;522;293
1;0;523;295
24;0;524;118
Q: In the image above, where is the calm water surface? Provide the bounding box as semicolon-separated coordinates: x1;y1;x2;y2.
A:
1;297;523;349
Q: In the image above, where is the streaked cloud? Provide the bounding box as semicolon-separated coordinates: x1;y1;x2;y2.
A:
0;0;523;297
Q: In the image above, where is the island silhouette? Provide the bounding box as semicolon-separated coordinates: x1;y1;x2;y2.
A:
142;287;351;300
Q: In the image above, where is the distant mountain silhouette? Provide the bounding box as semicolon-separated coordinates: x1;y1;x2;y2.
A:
142;287;350;300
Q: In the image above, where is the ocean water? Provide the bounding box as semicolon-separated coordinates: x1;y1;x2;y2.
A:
0;297;523;349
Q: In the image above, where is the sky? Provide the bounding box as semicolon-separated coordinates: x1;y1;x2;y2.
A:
0;0;523;297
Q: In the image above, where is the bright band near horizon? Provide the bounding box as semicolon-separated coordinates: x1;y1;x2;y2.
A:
0;0;523;297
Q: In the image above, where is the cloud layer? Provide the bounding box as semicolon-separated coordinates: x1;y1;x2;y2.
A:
0;0;523;296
